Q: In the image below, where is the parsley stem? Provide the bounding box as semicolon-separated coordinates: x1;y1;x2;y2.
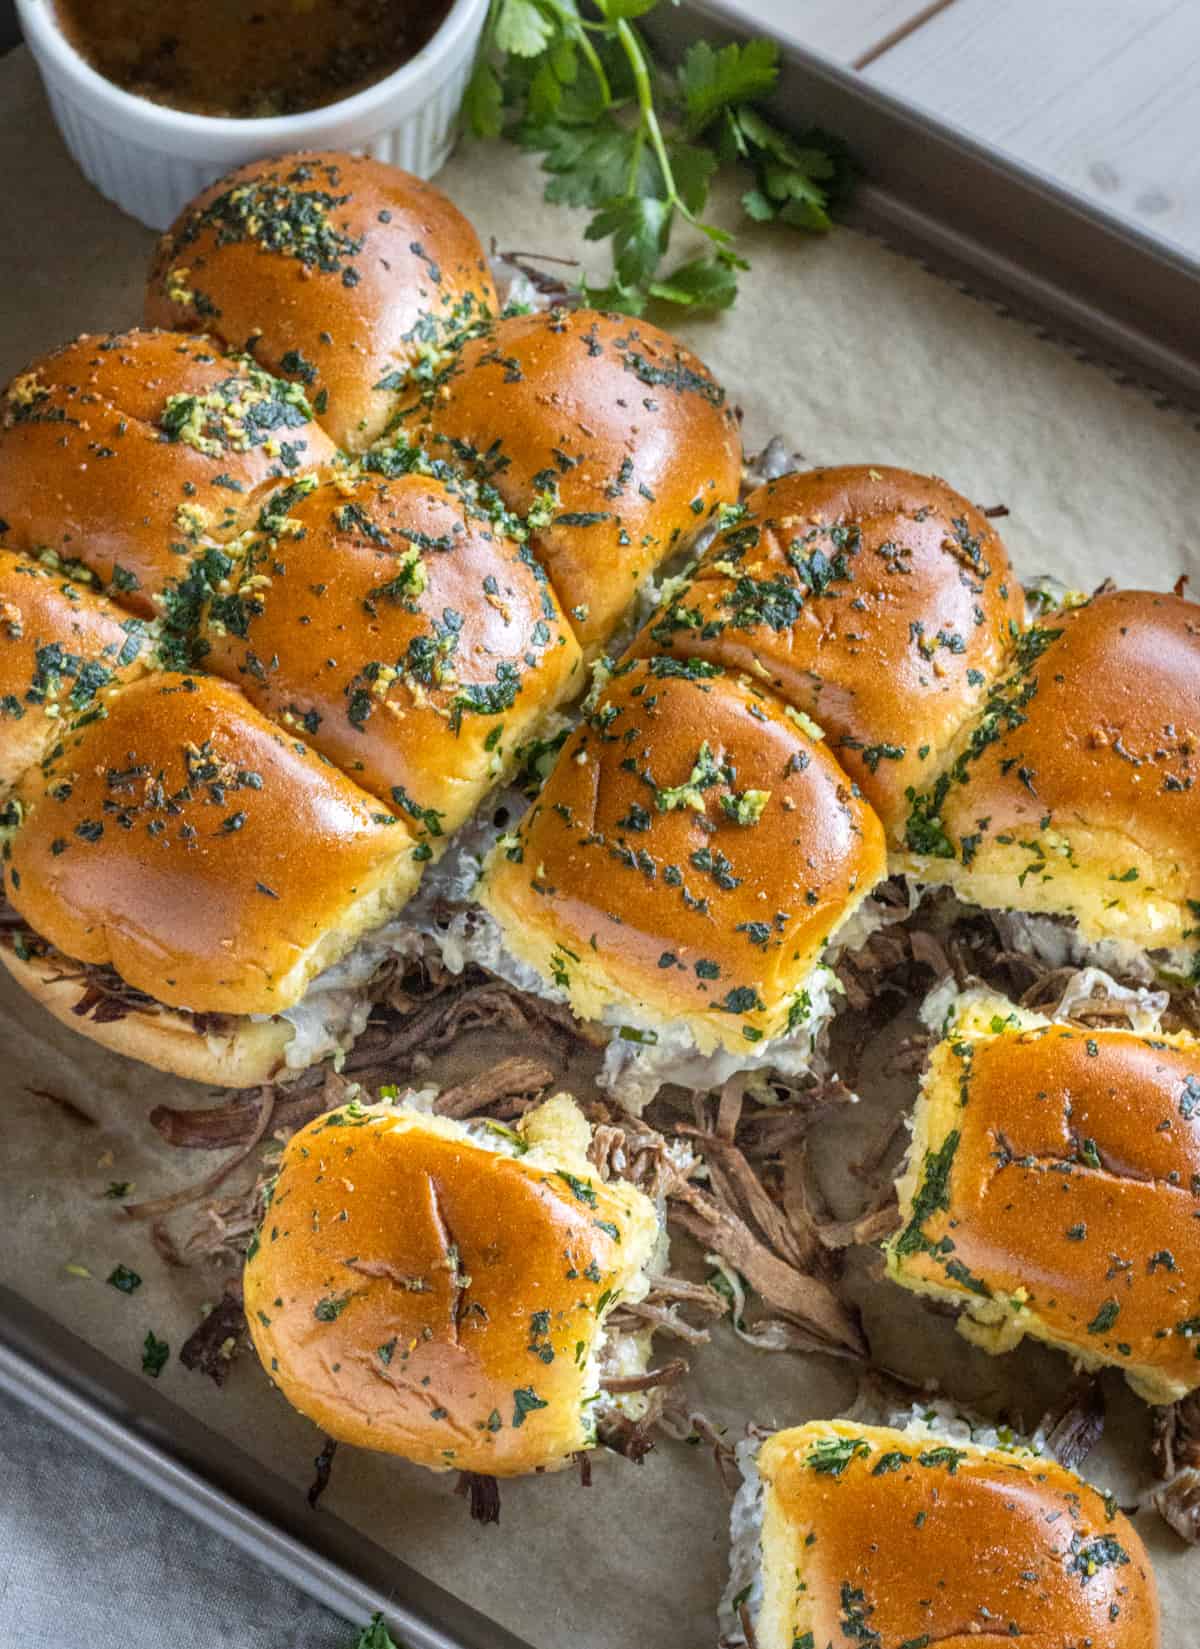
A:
542;0;612;105
615;20;684;215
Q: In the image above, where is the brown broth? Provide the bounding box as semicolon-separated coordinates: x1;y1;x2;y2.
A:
54;0;454;119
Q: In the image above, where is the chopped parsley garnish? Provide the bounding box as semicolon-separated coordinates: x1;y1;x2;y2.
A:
141;1332;170;1378
805;1435;870;1476
313;1292;354;1322
511;1386;549;1428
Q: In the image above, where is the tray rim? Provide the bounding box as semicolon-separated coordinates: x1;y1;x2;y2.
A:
5;7;1200;1646
0;1282;532;1649
658;0;1200;414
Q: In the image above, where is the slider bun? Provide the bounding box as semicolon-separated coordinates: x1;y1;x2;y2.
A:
0;331;335;612
628;465;1022;834
3;673;422;1016
0;549;152;794
904;588;1200;951
146;152;497;453
244;1093;660;1475
754;1419;1158;1649
0;936;293;1087
889;987;1200;1403
397;308;742;654
200;470;582;837
480;658;886;1053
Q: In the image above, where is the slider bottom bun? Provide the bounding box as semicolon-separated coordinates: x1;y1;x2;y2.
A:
244;1094;661;1476
722;1417;1158;1649
0;937;294;1088
887;978;1200;1405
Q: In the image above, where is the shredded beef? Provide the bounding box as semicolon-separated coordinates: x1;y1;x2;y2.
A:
1151;1392;1200;1543
455;1471;501;1525
307;1437;338;1510
179;1285;248;1387
1039;1379;1105;1472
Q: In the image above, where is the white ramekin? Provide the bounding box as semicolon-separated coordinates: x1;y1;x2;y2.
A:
16;0;490;231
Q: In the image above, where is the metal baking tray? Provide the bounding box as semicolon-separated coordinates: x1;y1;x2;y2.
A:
4;5;1200;1643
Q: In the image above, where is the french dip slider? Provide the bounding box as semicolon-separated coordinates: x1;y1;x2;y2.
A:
902;587;1200;971
1;672;422;1085
628;465;1024;835
480;656;887;1108
146;153;498;452
198;468;582;837
0;330;335;614
244;1092;662;1476
887;980;1200;1404
723;1416;1159;1648
395;306;743;654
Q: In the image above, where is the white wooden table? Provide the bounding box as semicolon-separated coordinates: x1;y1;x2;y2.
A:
744;0;1200;260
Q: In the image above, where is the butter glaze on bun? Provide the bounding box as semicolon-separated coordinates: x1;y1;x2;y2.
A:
903;587;1200;953
244;1093;660;1475
2;672;421;1016
629;465;1023;834
0;331;335;612
480;657;886;1053
397;307;742;654
889;985;1200;1403
200;469;582;837
747;1420;1158;1649
146;153;498;452
0;549;152;794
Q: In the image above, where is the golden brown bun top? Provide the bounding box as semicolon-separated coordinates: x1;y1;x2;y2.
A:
481;657;886;1047
146;152;498;452
398;307;742;653
199;469;582;835
628;465;1022;833
893;1005;1200;1399
0;549;152;793
0;330;335;611
757;1420;1158;1649
243;1095;659;1475
910;587;1200;883
3;672;420;1015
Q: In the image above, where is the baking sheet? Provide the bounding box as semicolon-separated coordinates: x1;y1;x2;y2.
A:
2;39;1200;1645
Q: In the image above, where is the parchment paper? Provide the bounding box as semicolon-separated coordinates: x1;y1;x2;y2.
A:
2;41;1199;1646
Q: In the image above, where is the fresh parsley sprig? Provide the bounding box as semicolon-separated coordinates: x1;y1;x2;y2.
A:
462;0;856;313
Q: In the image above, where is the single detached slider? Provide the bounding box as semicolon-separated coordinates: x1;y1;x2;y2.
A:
244;1093;663;1477
722;1416;1159;1648
888;980;1200;1404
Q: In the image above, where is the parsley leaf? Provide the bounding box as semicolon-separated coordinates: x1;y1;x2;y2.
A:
462;1;854;313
